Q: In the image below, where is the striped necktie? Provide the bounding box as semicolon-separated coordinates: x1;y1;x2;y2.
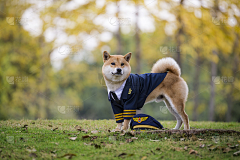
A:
109;91;121;104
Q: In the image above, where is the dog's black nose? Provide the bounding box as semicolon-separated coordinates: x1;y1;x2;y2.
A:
117;68;122;73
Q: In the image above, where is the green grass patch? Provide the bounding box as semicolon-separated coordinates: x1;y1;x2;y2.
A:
0;120;240;159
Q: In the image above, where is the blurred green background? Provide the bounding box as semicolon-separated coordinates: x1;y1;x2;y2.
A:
0;0;239;122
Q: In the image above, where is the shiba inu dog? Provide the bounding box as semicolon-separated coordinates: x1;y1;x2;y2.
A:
102;51;189;131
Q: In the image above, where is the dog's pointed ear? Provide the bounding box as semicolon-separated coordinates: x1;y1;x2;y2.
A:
103;51;110;62
124;52;131;62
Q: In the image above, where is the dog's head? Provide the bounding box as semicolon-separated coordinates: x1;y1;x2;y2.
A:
102;51;131;82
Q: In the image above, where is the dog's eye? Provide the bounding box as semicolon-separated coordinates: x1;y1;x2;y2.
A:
111;62;115;65
121;63;124;66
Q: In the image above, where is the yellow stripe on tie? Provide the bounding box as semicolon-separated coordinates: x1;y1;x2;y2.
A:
116;118;123;121
124;110;136;112
114;113;123;116
123;112;136;114
115;115;123;119
133;125;159;130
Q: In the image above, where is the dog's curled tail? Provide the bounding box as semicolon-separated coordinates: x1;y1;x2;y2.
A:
151;57;181;76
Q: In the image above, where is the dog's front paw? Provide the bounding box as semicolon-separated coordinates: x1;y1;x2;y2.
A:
114;128;121;132
121;129;127;134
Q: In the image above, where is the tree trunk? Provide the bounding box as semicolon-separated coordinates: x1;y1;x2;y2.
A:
226;34;239;121
175;0;184;69
135;4;141;74
116;1;122;55
209;50;217;121
192;52;201;121
208;0;219;121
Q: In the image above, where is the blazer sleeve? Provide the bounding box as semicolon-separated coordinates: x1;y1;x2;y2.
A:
123;93;138;120
110;101;124;123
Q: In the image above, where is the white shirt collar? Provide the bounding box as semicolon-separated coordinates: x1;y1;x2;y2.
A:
108;80;127;100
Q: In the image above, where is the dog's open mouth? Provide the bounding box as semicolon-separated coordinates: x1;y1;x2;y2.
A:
111;72;123;76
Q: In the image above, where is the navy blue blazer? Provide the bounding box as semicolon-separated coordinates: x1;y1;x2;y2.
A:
108;72;167;123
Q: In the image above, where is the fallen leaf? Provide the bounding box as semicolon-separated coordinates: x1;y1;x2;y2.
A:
51;154;57;158
180;138;185;141
217;146;224;150
207;144;213;147
94;144;101;149
238;140;240;144
191;135;198;141
150;139;160;142
31;122;35;124
75;125;81;129
175;147;182;151
227;143;232;147
127;153;134;157
118;153;127;157
156;148;160;151
212;136;220;143
100;142;106;146
91;130;98;134
189;149;198;154
29;153;37;158
22;124;28;128
51;150;57;154
229;145;236;149
59;153;76;159
20;137;27;142
82;135;91;139
131;137;138;140
141;156;147;160
151;150;155;155
90;136;98;141
126;139;133;143
184;146;188;150
48;125;52;127
209;145;217;151
52;127;58;131
26;148;37;152
199;144;205;148
233;150;240;156
198;138;204;141
81;129;88;133
75;125;82;131
223;147;232;153
84;142;92;146
69;137;77;141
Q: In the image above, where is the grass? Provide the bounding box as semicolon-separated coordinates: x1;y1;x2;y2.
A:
0;120;240;160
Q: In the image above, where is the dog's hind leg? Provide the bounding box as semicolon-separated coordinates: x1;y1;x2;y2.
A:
175;103;190;130
166;96;190;130
163;96;183;130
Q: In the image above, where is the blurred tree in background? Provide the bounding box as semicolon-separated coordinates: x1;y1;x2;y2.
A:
0;0;239;122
